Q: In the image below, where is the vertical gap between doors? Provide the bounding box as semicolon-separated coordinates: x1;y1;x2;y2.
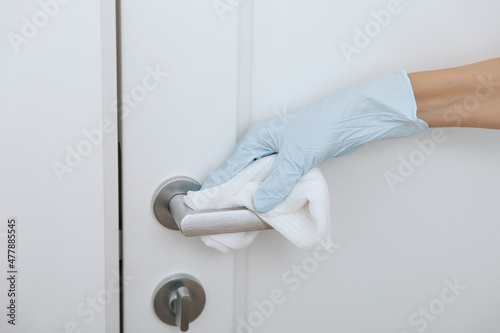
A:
114;0;124;331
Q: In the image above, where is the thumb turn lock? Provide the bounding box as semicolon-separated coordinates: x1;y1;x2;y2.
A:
153;274;206;332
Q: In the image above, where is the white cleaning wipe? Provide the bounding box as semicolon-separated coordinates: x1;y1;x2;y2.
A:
183;155;332;253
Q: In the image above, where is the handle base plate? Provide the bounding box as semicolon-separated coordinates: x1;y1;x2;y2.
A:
152;176;201;230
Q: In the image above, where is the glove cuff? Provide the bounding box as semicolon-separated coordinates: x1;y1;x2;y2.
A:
400;69;429;130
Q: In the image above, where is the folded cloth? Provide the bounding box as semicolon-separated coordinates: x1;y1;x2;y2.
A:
183;155;332;253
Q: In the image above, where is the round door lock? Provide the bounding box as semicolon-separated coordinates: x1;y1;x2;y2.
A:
153;273;206;332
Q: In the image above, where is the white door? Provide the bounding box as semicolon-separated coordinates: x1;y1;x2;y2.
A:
121;1;500;332
1;0;119;332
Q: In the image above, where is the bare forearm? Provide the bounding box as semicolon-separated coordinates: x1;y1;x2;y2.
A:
408;58;500;129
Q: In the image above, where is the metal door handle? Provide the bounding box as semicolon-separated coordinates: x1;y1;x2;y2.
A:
152;176;272;237
153;274;206;332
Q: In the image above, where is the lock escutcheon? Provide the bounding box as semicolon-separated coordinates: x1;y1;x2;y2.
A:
153;274;206;332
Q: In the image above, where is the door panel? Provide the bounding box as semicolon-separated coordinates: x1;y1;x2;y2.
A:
120;1;240;332
246;1;500;332
0;0;118;332
121;0;500;332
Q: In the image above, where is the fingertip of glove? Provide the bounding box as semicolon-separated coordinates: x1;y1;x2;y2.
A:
253;194;278;213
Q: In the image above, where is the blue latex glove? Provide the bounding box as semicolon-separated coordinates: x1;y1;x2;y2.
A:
202;70;428;212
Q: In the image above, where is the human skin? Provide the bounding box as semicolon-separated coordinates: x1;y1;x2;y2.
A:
409;57;500;129
201;57;500;213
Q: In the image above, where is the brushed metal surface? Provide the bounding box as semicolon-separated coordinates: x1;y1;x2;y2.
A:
153;176;272;236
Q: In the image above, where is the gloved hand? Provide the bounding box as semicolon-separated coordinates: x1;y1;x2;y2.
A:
202;70;429;212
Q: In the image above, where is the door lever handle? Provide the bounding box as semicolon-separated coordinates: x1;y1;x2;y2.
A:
152;176;272;237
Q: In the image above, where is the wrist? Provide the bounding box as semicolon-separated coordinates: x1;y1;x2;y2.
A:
408;58;500;129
